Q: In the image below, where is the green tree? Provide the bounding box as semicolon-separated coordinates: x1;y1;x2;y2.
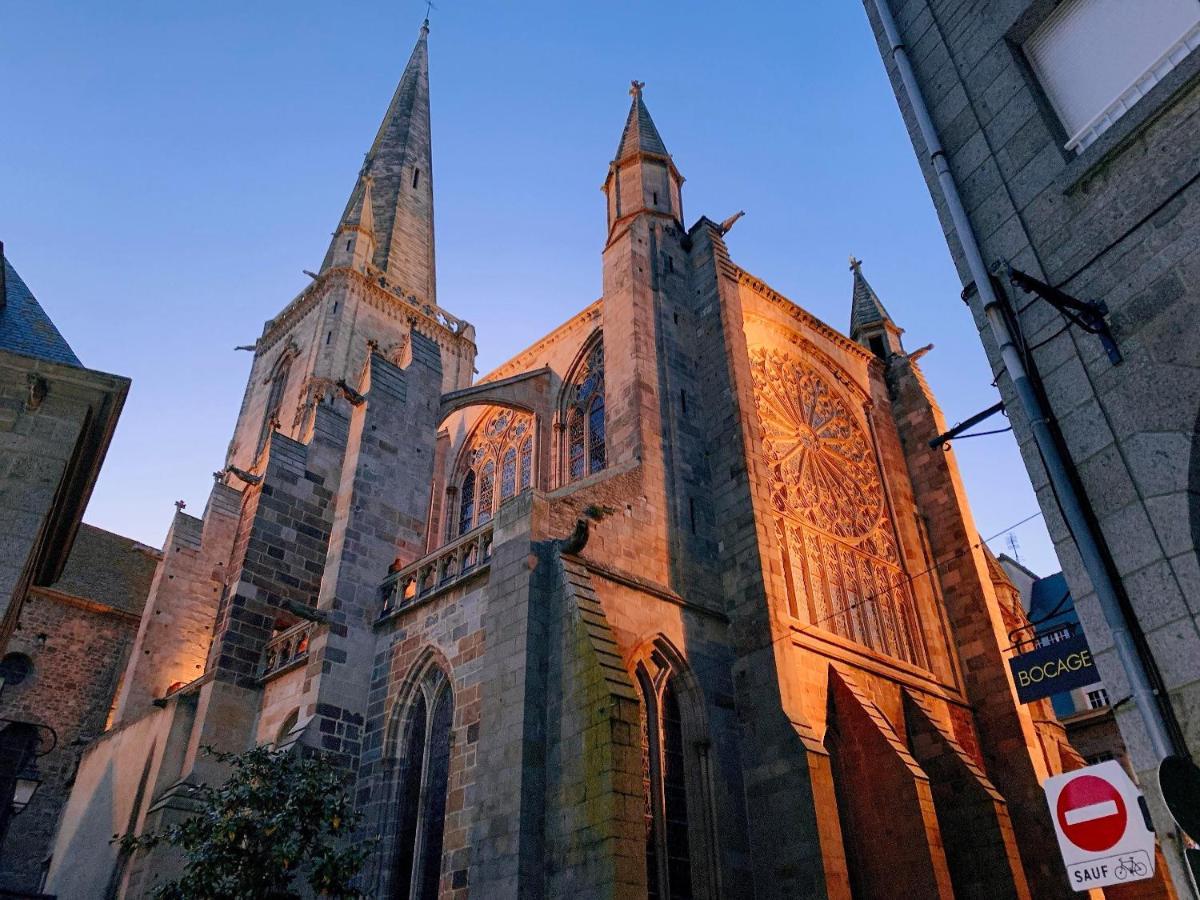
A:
119;745;372;899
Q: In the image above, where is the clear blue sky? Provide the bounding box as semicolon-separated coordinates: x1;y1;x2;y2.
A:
0;1;1060;576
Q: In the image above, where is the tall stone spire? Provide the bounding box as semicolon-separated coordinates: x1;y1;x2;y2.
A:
603;81;684;240
321;19;436;304
848;256;903;357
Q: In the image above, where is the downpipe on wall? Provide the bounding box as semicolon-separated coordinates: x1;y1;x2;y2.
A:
867;0;1179;770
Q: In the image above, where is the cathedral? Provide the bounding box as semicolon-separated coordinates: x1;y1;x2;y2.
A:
47;21;1091;900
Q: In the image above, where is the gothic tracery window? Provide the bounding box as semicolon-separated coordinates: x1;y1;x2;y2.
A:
637;647;709;900
451;407;534;537
564;339;606;483
749;346;927;668
257;351;293;457
392;665;454;900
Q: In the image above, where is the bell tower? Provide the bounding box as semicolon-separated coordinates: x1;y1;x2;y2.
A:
222;19;473;473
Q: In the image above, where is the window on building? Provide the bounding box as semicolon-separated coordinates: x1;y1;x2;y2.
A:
1024;0;1200;151
412;168;421;189
1086;751;1116;764
392;666;453;900
257;353;292;457
1087;687;1111;709
564;340;606;483
637;649;710;900
749;348;928;668
451;408;534;537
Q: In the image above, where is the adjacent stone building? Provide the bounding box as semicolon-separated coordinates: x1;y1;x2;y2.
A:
861;0;1200;891
0;524;159;894
0;245;129;648
47;22;1118;899
0;244;135;894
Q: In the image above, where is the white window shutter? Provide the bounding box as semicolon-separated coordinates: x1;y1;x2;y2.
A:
1025;0;1200;150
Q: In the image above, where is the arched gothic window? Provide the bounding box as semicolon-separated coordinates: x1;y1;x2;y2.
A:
636;645;713;900
564;339;606;483
748;347;928;669
451;407;534;537
258;351;293;456
392;665;454;900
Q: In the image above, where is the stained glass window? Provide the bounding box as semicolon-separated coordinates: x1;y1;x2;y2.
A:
392;669;454;900
588;396;606;474
452;407;535;537
457;470;475;538
661;682;693;900
501;447;517;501
568;408;585;482
392;691;427;895
519;437;533;491
564;340;606;483
638;654;706;900
477;461;495;526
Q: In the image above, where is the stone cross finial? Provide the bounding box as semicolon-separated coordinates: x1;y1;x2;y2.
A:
630;80;645;99
174;499;187;512
849;255;863;273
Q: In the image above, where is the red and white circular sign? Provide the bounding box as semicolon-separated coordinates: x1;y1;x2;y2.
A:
1055;774;1128;852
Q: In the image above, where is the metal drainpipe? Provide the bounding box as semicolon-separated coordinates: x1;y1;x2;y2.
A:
869;0;1176;765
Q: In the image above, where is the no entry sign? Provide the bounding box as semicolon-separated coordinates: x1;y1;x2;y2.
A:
1043;761;1156;891
1056;775;1126;851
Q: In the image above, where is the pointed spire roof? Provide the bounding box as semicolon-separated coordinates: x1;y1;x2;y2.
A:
615;81;669;161
848;256;894;338
321;20;436;300
0;253;82;367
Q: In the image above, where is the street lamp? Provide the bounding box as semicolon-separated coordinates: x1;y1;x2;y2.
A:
9;765;40;815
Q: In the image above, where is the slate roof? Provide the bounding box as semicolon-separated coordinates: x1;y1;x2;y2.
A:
615;89;670;161
848;265;893;339
1029;571;1073;625
1;256;82;367
51;523;159;616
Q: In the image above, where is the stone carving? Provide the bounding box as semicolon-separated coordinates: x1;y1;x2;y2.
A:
751;348;885;544
749;346;925;667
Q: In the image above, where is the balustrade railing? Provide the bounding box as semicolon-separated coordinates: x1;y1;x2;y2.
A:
380;523;494;618
260;620;314;679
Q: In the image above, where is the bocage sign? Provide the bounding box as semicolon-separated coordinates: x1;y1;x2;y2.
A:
1008;632;1101;704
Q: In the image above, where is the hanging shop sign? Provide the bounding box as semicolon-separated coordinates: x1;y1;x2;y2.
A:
1008;632;1100;703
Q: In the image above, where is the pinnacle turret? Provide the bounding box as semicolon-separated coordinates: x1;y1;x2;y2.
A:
848;256;903;356
603;82;684;239
321;20;436;303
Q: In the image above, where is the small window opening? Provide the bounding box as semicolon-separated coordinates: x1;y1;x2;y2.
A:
333;301;339;313
667;255;674;273
326;331;332;346
688;498;696;534
680;389;688;416
412;168;421;189
346;240;352;252
868;335;886;359
673;310;679;325
652;191;659;206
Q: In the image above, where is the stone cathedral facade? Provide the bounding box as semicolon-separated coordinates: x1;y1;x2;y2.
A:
47;23;1091;900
